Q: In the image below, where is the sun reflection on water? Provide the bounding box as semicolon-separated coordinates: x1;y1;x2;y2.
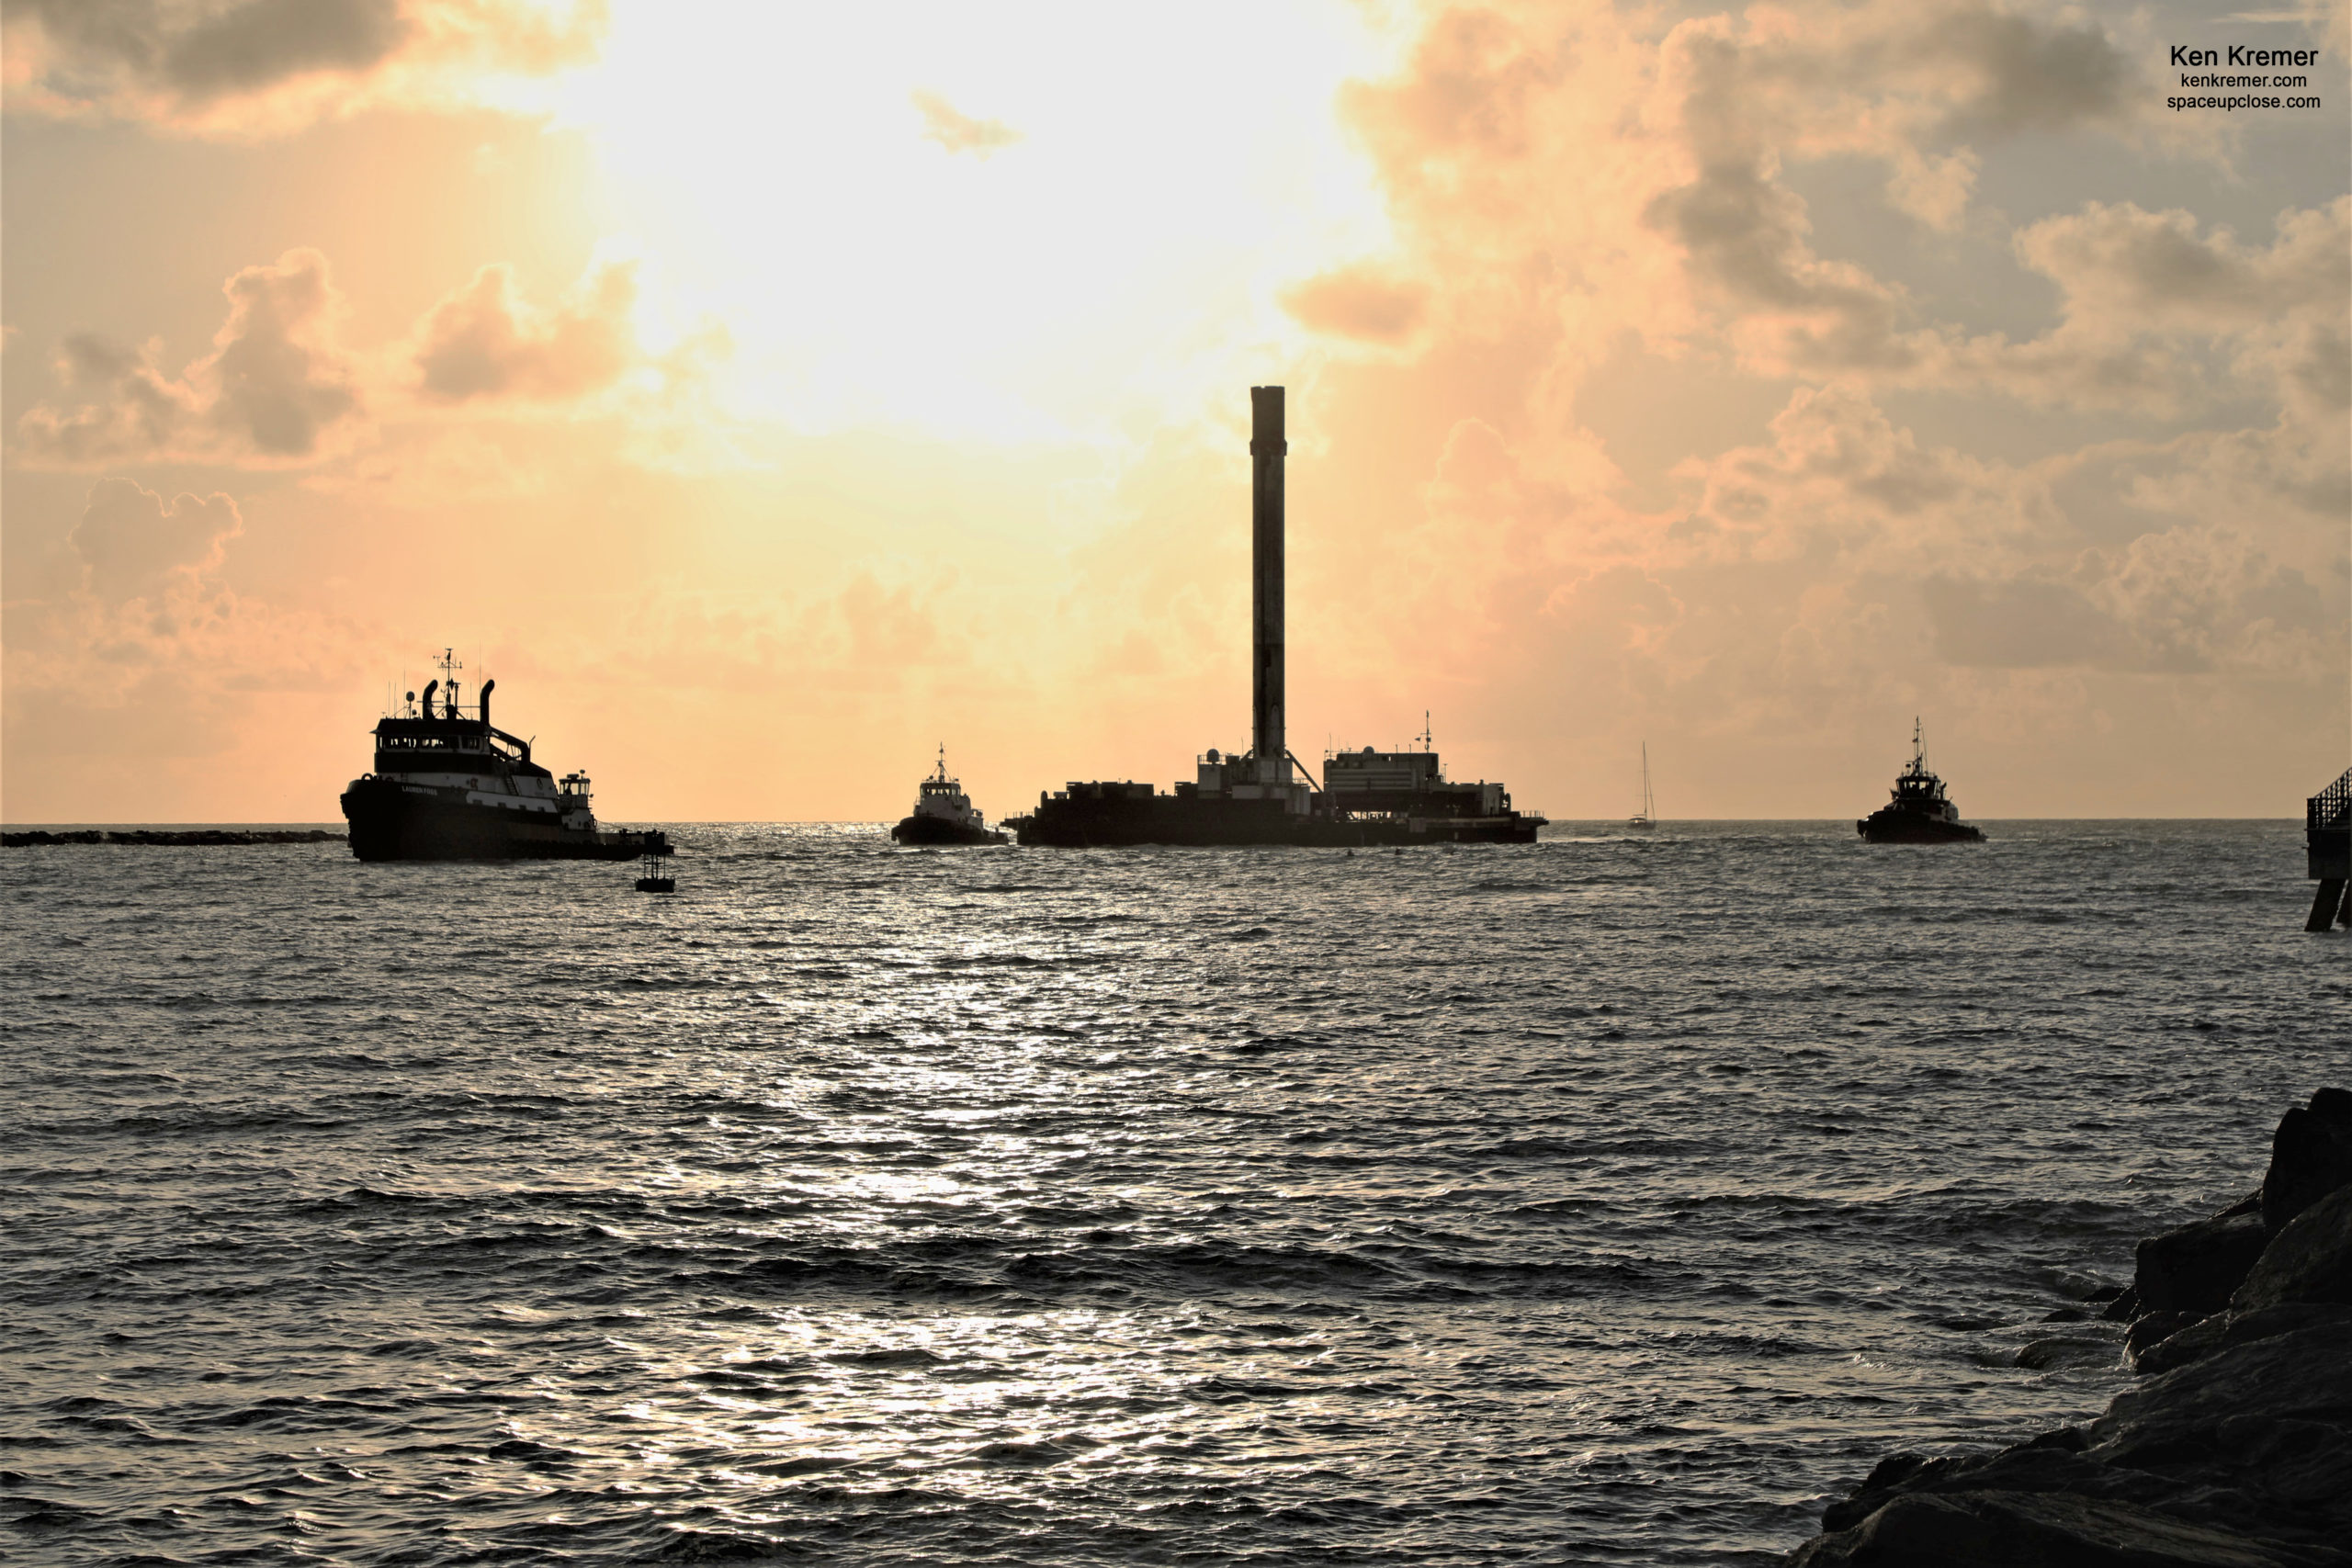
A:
3;822;2340;1562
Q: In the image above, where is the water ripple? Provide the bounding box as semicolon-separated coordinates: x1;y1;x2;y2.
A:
2;820;2343;1565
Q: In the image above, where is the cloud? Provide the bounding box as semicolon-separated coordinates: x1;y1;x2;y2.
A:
1326;0;2341;417
1937;197;2352;416
1328;0;2192;389
1926;530;2332;675
1667;385;2051;567
0;0;608;133
1883;147;1980;232
1287;0;2338;803
2014;199;2348;338
412;258;638;403
6;0;2342;819
528;570;966;713
1341;7;1558;166
6;471;375;795
1921;575;2121;668
4;583;380;779
911;90;1020;158
1922;4;2132;138
68;478;244;602
16;248;363;467
1633;1;2138;377
1280;265;1430;344
151;0;409;99
1643;156;1921;373
15;249;725;473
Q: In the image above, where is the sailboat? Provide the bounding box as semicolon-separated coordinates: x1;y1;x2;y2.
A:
1628;743;1657;829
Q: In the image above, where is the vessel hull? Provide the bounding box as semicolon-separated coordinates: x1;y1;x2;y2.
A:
1018;794;1539;848
340;777;659;862
891;815;1008;846
1857;810;1984;844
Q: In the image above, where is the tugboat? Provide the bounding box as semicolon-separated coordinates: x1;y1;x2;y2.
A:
891;747;1008;846
340;650;670;863
1858;719;1984;843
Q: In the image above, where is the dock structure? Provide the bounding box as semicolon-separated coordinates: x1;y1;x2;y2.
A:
2308;767;2352;931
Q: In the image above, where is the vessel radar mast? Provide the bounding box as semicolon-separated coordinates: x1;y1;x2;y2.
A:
435;647;463;720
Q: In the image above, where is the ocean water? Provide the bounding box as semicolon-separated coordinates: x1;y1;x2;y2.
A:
4;820;2344;1567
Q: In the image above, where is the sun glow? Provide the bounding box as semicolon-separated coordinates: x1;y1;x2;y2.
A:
548;2;1406;443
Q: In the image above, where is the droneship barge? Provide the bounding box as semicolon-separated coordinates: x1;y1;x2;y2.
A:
1016;388;1543;849
340;653;670;863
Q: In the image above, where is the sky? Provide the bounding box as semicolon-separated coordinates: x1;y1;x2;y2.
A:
2;0;2346;823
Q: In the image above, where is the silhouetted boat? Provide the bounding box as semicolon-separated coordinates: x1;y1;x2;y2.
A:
892;748;1008;846
1857;720;1984;844
1629;742;1657;829
340;650;669;863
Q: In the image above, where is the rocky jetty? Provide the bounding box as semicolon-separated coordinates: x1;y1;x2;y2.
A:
1790;1089;2352;1566
2;829;345;847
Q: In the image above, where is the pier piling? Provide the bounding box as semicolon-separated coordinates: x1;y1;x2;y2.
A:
2306;768;2351;931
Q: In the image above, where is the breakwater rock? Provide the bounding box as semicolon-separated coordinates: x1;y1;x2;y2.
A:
3;829;345;847
1791;1089;2352;1566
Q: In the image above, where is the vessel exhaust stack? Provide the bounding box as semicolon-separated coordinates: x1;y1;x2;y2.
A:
479;679;495;730
421;679;438;717
1250;385;1287;785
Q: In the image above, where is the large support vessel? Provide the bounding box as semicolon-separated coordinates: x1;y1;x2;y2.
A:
339;651;669;863
1015;388;1544;848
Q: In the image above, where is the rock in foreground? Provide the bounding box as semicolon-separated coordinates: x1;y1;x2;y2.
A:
1789;1090;2352;1566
